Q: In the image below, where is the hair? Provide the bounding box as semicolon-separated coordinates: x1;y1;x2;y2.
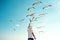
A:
28;25;31;28
28;23;32;29
28;25;32;29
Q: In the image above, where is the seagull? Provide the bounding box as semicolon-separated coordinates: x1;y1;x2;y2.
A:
38;13;47;18
29;13;35;16
27;6;35;11
38;14;45;18
32;1;42;6
19;19;24;22
36;26;45;29
43;5;52;9
40;14;45;16
9;27;16;32
26;13;35;17
39;31;44;33
36;27;41;29
48;5;52;6
30;17;34;23
9;19;13;22
13;27;16;31
30;17;37;23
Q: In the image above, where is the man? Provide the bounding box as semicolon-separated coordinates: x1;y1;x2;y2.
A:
28;23;36;40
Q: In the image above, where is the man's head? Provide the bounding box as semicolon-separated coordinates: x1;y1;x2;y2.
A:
28;25;32;30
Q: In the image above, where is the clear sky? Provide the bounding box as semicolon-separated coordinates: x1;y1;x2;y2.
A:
0;0;60;40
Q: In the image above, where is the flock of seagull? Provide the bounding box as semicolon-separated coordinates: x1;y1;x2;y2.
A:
9;1;52;32
27;1;52;11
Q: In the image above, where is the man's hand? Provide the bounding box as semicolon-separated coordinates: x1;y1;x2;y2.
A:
34;37;36;40
34;38;36;40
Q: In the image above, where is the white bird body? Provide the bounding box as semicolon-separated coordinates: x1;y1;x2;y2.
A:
26;13;35;17
43;5;52;9
27;6;35;11
32;1;42;6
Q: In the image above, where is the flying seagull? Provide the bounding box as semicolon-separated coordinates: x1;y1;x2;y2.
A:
32;1;42;6
13;27;16;31
36;26;44;29
9;19;13;22
26;13;35;17
27;6;35;11
38;13;48;18
43;5;52;9
30;17;37;23
9;27;16;32
39;31;44;33
19;19;24;22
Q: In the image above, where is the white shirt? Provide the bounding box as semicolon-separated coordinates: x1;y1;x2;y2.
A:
28;29;33;38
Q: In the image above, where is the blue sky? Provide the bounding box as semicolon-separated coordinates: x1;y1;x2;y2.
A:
0;0;60;40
